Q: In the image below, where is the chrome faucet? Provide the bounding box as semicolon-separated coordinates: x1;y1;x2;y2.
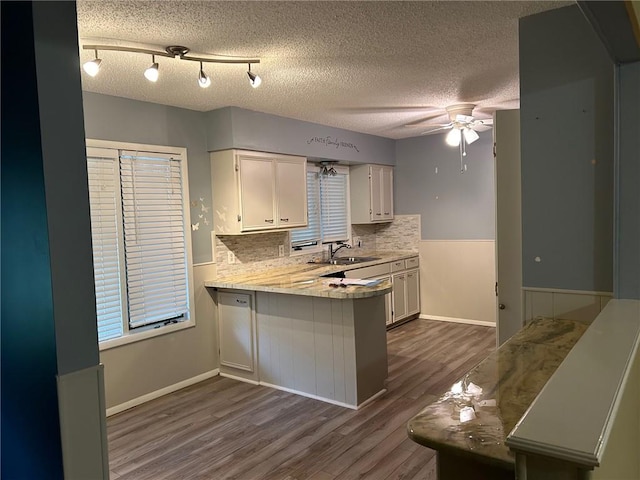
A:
329;242;352;259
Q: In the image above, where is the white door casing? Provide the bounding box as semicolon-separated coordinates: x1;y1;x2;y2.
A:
494;109;523;345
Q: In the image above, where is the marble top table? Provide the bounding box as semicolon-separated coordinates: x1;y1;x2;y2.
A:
407;317;588;470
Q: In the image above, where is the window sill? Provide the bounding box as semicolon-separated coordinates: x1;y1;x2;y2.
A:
98;319;196;351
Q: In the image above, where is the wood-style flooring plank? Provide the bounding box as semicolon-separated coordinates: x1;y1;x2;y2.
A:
107;319;495;479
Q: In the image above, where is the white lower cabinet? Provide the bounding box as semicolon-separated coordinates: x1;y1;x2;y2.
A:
346;256;420;327
217;290;258;381
392;268;420;323
406;269;420;316
392;272;407;321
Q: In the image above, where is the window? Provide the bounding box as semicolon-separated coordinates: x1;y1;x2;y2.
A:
86;141;193;345
291;164;350;252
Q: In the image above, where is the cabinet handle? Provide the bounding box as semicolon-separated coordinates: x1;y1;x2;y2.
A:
264;219;274;223
375;213;382;216
236;299;247;305
280;218;289;222
384;212;390;215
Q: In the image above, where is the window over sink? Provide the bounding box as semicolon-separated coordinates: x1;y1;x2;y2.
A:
290;164;350;254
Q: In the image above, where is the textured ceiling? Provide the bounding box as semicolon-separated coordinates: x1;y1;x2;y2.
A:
76;1;572;139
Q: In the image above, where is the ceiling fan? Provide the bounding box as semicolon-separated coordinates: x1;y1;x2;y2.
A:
406;104;493;172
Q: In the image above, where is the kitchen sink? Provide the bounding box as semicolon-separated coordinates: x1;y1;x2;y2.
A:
319;256;380;265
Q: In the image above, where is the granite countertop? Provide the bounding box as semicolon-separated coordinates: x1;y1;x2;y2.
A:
204;251;418;299
406;317;589;469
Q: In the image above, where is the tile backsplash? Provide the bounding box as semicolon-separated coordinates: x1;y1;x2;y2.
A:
214;214;420;277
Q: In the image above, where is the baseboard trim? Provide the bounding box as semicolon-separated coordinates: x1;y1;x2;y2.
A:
220;371;260;385
106;369;219;417
420;314;496;327
259;381;384;410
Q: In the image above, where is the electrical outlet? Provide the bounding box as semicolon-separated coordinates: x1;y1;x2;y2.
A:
278;245;285;257
353;236;362;248
227;251;236;264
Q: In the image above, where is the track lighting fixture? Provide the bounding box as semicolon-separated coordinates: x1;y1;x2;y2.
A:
198;62;211;88
82;49;102;77
247;63;262;88
144;55;159;82
81;42;261;89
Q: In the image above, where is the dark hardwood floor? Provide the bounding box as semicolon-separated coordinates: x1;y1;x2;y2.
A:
107;319;496;480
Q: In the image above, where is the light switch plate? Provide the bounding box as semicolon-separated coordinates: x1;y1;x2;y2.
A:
278;245;284;257
227;251;235;264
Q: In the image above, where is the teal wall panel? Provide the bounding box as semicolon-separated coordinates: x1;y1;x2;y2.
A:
1;2;64;477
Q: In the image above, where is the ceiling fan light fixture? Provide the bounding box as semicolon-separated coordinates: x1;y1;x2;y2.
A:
83;49;102;77
445;128;461;147
463;127;479;144
198;62;211;88
247;63;262;88
144;55;159;82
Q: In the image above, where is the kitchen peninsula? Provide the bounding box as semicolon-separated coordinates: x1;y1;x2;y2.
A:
205;253;417;409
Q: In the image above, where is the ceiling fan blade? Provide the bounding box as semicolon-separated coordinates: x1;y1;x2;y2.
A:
472;124;493;132
404;121;452;129
473;118;493;126
420;125;453;135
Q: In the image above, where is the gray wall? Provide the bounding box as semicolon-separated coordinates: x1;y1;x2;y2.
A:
208;106;396;165
82;92;212;264
616;61;640;299
520;5;614;292
395;131;495;240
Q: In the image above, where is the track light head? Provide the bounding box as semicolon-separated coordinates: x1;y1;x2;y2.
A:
83;49;102;77
83;58;102;77
198;62;211;88
247;63;262;88
144;55;159;82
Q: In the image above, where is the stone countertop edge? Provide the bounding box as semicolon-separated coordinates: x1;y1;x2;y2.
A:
203;251;417;299
405;317;589;467
505;299;640;468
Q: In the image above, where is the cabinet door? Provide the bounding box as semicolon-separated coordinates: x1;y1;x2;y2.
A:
392;273;407;322
239;155;275;230
406;269;420;316
275;159;307;228
218;291;255;372
381;167;394;220
370;165;383;220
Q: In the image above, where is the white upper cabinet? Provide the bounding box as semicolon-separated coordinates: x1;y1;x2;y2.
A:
350;164;394;223
211;149;307;234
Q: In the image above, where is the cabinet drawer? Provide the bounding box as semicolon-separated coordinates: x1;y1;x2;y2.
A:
405;257;419;269
344;262;390;279
390;260;405;272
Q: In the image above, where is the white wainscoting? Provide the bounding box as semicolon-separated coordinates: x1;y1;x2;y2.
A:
523;287;613;324
419;240;496;325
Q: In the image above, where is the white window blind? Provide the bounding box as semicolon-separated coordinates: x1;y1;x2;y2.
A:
120;151;189;329
87;148;125;342
291;170;321;246
291;166;349;248
320;172;349;242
